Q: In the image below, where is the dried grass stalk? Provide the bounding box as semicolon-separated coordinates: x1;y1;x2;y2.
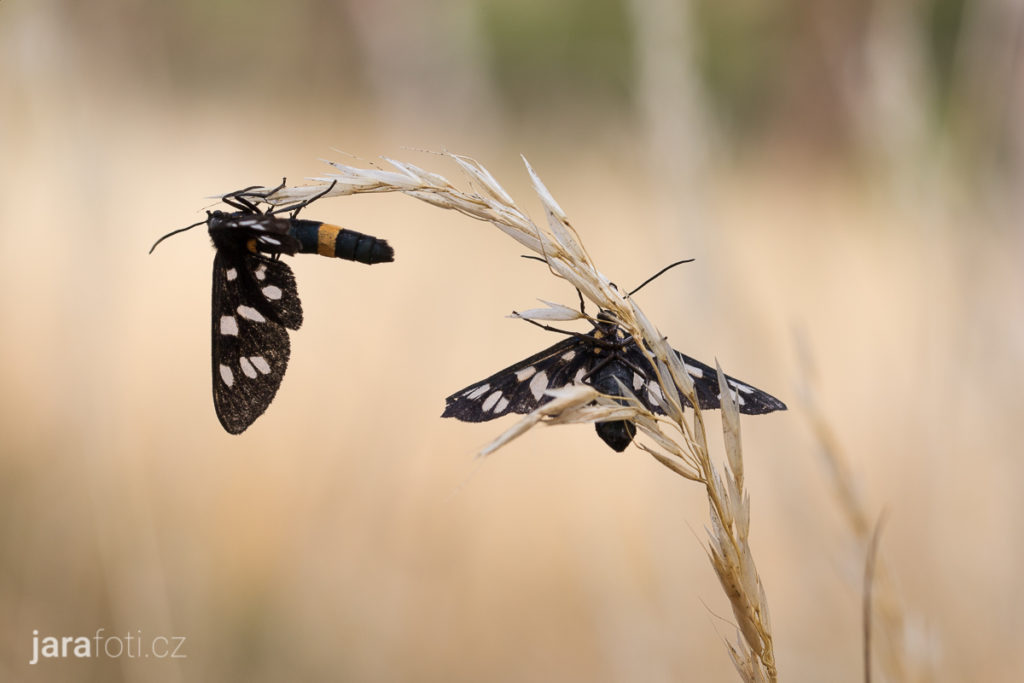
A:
796;339;936;682
252;154;779;681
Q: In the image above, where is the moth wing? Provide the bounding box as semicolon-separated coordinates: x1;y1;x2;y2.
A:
443;337;594;422
614;344;786;415
211;251;294;434
238;254;303;330
670;351;786;414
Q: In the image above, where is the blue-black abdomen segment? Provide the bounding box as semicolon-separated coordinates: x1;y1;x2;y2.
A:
288;219;394;264
592;361;639;452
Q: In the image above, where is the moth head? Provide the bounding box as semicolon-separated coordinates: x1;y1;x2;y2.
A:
594;309;622;334
205;210;228;230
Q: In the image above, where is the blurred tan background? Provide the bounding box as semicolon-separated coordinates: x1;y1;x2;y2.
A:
2;0;1022;681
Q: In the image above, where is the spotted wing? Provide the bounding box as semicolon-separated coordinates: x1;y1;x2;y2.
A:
443;336;595;422
211;251;301;434
619;343;787;416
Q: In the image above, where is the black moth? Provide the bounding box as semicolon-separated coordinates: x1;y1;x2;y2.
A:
150;180;394;434
443;266;786;451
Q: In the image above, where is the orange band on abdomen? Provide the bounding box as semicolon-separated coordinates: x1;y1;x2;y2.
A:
317;224;341;257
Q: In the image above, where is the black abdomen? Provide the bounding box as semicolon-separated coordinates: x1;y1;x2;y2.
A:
289;220;394;264
591;361;639;452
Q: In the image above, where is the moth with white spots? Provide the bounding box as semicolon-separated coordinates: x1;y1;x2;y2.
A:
443;309;786;452
151;179;394;434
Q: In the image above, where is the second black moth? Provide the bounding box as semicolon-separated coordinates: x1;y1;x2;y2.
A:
443;309;786;452
151;181;394;434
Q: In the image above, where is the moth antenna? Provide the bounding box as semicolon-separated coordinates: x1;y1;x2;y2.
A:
628;259;695;296
149;218;207;254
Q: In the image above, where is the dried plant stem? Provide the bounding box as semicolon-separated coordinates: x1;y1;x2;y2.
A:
864;515;886;683
254;154;778;680
797;338;935;682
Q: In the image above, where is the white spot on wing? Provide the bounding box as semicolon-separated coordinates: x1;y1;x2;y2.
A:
225;268;238;281
465;384;489;400
260;236;282;246
573;367;586;383
731;380;754;394
632;373;644;391
515;366;537;382
237;305;265;323
684;363;703;379
561;350;576;361
718;388;744;405
495;397;510;413
240;357;257;379
647;382;664;403
262;285;283;300
254;265;267;281
219;364;234;387
220;315;239;336
250;356;271;374
482;390;503;412
529;371;548;401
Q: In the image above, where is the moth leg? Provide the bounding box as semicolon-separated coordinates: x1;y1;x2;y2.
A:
578;354;616;383
254;177;288;201
608;353;649;378
266;180;339;218
514;314;631;351
513;314;579;337
221;190;264;213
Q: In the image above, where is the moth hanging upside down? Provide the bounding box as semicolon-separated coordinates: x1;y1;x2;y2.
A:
151;180;394;434
443;266;786;451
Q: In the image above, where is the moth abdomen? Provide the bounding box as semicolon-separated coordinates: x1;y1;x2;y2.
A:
590;361;640;452
289;220;395;264
594;421;636;453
